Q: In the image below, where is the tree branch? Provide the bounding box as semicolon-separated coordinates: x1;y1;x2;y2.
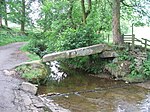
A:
121;0;133;7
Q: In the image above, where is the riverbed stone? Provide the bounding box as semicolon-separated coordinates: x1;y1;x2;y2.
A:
21;82;38;95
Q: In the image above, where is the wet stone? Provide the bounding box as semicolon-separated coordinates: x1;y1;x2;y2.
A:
34;103;45;108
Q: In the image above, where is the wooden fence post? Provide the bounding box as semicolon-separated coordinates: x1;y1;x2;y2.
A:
144;39;147;52
108;34;110;43
132;34;135;50
122;34;124;43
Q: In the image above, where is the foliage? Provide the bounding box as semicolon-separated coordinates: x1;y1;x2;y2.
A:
61;55;108;74
0;27;29;46
128;53;150;81
121;0;150;26
57;27;104;51
107;63;118;69
47;26;105;74
24;33;48;57
7;0;32;26
107;46;150;82
142;60;150;78
118;49;133;61
16;64;48;84
38;0;71;32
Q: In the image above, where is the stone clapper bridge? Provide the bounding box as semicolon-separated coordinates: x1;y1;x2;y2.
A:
42;34;150;62
42;44;116;62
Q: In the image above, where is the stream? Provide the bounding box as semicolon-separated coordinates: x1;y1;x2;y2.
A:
38;61;150;112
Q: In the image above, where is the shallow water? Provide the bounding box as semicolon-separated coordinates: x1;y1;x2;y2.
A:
38;61;150;112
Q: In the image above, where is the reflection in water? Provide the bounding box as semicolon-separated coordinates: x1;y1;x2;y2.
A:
39;61;150;112
49;61;67;81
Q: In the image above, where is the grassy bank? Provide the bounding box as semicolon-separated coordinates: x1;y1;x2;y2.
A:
0;26;30;46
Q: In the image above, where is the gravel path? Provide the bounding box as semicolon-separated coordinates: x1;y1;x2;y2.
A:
0;42;46;112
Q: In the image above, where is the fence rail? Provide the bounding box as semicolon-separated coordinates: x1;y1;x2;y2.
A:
123;34;150;51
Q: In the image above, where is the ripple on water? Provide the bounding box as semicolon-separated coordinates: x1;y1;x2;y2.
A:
38;61;150;112
139;94;150;112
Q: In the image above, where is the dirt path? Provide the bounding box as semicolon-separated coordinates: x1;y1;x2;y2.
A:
0;42;47;112
0;42;28;70
0;42;28;112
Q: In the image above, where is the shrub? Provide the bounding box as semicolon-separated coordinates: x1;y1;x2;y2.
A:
57;27;104;51
25;33;48;58
54;26;105;73
128;55;150;81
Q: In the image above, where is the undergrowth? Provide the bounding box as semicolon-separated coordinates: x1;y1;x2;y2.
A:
0;26;30;46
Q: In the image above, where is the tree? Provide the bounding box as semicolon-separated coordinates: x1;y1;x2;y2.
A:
0;0;3;27
112;0;150;44
20;0;25;33
7;0;33;32
4;0;8;26
81;0;92;24
112;0;122;44
0;0;8;27
68;0;75;28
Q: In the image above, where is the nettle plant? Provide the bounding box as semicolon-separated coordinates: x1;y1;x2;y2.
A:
129;52;150;80
57;27;104;51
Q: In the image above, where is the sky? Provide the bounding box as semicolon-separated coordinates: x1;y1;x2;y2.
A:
29;0;41;25
134;27;150;40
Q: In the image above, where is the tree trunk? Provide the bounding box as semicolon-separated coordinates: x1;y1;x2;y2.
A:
0;1;2;27
0;16;2;27
21;0;25;33
81;0;86;24
68;1;75;28
81;0;92;24
88;0;92;11
112;0;123;44
4;0;8;26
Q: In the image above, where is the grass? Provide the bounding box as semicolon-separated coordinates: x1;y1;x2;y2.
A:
0;26;30;46
0;26;41;62
26;53;41;61
20;43;41;61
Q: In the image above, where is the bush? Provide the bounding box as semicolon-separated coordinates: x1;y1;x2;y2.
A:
16;64;48;84
24;26;106;74
24;33;48;58
128;56;150;81
54;26;105;73
57;27;104;51
142;60;150;79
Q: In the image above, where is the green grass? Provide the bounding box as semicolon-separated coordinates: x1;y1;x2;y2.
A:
26;53;40;61
0;26;41;62
0;26;30;46
20;43;41;61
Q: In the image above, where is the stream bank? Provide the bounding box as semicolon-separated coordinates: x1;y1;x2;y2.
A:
11;42;150;112
36;61;150;112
